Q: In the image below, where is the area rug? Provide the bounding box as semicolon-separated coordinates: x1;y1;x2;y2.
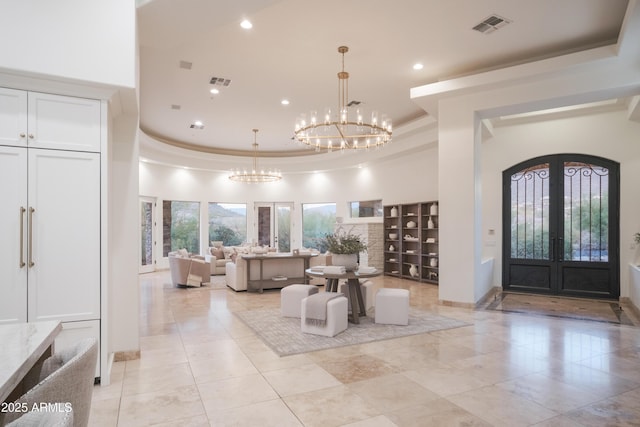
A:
485;292;637;326
234;308;470;356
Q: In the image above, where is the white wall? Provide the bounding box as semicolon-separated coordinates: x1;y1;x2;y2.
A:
0;0;136;89
139;139;439;267
482;109;640;299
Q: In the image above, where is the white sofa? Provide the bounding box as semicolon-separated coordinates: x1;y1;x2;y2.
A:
225;253;331;291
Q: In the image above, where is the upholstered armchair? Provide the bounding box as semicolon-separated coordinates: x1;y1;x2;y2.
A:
168;252;210;287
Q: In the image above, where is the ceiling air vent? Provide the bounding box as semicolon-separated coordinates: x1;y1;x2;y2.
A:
472;14;511;34
179;60;192;70
170;104;181;110
190;123;204;130
210;76;232;86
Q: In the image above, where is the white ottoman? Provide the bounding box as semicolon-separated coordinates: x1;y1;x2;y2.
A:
339;280;376;314
375;288;410;325
281;284;319;317
301;294;348;337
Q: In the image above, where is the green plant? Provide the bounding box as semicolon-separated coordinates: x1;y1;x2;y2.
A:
322;231;367;254
635;232;640;244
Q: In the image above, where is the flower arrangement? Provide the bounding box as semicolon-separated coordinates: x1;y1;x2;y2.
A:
322;231;367;254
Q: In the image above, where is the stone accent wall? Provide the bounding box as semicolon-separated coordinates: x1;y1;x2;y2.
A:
334;222;383;270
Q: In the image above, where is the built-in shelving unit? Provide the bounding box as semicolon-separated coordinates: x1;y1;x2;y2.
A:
383;202;439;284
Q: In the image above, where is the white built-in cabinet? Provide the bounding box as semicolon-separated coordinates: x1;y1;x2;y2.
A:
0;87;102;377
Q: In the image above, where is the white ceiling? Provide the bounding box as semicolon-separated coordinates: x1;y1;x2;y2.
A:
137;0;629;158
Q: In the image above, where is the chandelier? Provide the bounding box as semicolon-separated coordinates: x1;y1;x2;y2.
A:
294;46;392;152
229;129;282;183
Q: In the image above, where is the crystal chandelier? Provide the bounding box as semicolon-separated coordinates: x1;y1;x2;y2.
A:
229;129;282;183
294;46;392;152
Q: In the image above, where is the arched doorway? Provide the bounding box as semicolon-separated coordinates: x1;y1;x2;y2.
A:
502;154;619;299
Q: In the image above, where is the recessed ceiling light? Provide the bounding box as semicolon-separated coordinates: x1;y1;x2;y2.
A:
281;99;290;105
210;88;219;95
194;120;203;126
413;63;424;70
240;19;252;29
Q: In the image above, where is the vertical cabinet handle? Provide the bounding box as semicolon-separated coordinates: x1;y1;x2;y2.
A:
28;207;35;267
19;207;26;268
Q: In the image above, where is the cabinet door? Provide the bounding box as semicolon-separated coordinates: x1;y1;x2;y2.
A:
28;149;100;323
0;88;28;148
0;146;28;323
28;92;101;152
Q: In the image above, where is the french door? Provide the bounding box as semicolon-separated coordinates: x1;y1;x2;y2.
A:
140;197;156;273
502;154;619;299
255;202;292;252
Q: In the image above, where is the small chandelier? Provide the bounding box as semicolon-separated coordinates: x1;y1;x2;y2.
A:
294;46;392;152
229;129;282;183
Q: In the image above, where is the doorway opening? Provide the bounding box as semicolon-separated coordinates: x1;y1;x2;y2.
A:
502;154;619;299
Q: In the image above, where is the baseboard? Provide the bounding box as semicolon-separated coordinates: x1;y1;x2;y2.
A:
113;350;141;362
620;297;640;323
438;299;476;309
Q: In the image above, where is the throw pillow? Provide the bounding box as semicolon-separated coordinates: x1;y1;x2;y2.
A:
210;241;223;248
211;247;224;260
178;248;189;258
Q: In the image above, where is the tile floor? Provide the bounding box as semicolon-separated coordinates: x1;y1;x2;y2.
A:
89;271;640;426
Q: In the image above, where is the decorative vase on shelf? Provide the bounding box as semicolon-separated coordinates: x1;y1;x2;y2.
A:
430;203;438;216
427;217;434;229
390;206;398;217
430;257;438;267
409;263;419;278
389;244;395;252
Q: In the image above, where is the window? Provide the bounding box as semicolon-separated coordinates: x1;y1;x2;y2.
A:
162;200;200;256
302;203;336;252
208;203;247;246
349;200;383;218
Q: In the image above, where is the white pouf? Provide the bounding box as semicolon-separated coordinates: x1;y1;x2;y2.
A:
339;280;376;314
301;294;348;337
375;288;410;325
281;284;319;317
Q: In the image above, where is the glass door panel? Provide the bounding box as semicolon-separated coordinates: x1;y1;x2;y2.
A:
140;198;155;273
255;202;293;252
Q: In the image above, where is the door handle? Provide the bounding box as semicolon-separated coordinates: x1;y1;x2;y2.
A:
19;207;26;268
550;237;555;262
558;237;564;262
28;207;35;267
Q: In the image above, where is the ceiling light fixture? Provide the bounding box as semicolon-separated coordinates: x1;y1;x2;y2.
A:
294;46;392;152
229;129;282;183
413;63;424;70
240;19;253;29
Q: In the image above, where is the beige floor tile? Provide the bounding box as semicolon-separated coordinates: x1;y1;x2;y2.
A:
315;354;398;383
124;346;188;371
88;396;120;427
117;384;205;426
347;373;441;413
151;414;211;427
496;372;604;412
284;384;380;427
197;373;279;413
121;362;195;396
341;415;398;427
262;363;342;396
564;398;640;426
385;399;493;427
447;384;559;427
404;364;492;397
189;351;258;383
207;399;303;427
246;349;315;372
